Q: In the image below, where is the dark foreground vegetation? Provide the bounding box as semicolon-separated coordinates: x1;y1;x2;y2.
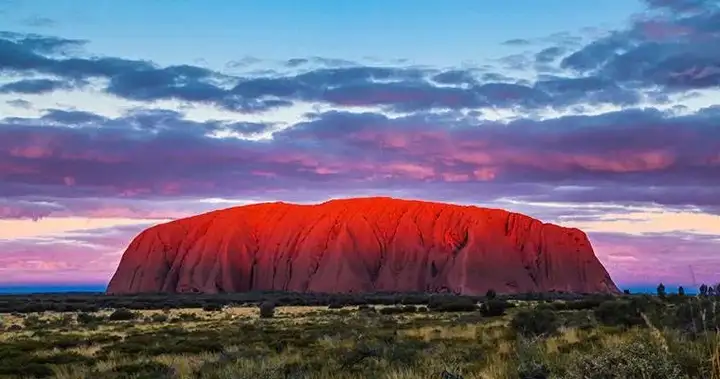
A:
0;290;589;314
0;289;719;378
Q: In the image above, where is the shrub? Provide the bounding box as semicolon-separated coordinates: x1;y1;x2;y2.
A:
259;301;275;318
564;337;684;379
511;306;559;338
485;289;497;300
666;298;719;333
202;303;222;312
594;300;644;327
111;362;175;378
550;298;604;311
150;313;169;323
175;312;201;321
379;307;404;315
479;299;508;317
378;306;417;315
108;308;138;321
76;312;103;324
516;339;550;379
429;297;477;312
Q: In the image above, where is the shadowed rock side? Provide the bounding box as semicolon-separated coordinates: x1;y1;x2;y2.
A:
106;197;619;295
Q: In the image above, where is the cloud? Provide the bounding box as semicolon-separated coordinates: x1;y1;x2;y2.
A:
6;98;32;109
642;0;716;13
555;0;720;91
0;105;718;212
0;30;675;115
591;232;720;286
0;78;79;94
535;47;566;64
502;38;532;46
0;196;256;222
0;224;145;283
22;16;56;28
0;31;86;55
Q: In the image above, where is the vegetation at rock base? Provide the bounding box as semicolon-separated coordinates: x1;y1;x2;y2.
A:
0;289;719;378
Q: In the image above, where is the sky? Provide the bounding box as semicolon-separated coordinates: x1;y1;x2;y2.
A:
0;0;719;292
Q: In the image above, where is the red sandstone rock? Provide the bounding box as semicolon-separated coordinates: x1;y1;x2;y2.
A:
106;197;619;295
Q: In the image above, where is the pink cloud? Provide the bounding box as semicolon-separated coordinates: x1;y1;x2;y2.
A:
638;19;694;40
591;232;720;286
0;225;142;284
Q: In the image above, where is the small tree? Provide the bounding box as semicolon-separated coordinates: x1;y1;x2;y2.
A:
699;284;709;297
710;286;717;297
714;283;720;297
485;289;497;300
678;286;685;296
259;301;275;319
623;289;631;295
657;283;666;298
480;299;508;317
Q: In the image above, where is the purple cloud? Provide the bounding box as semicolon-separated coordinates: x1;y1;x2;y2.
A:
0;106;718;211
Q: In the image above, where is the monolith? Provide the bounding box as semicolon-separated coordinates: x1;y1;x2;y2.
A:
106;197;619;295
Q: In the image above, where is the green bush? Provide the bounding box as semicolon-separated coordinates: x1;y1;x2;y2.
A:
202;303;222;312
479;299;508;317
110;361;175;377
150;313;169;323
358;304;376;313
594;300;645;327
563;338;685;379
516;339;550;379
511;306;559;338
428;297;477;312
485;289;497;300
378;306;417;315
76;312;103;324
665;298;720;333
259;301;275;318
108;308;138;321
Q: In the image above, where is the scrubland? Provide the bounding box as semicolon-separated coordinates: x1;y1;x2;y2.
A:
0;291;718;378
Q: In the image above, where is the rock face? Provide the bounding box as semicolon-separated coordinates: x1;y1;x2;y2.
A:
106;197;619;295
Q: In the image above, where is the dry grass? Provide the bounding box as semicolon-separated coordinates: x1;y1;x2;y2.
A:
1;299;719;379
